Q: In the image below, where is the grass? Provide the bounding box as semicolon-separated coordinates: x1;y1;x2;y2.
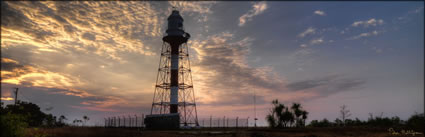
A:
24;127;424;137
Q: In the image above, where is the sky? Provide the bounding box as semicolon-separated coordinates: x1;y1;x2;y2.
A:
1;1;423;126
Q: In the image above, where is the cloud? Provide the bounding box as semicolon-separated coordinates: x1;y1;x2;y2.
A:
314;10;326;16
286;75;366;97
0;58;128;112
1;1;160;61
372;46;383;53
238;1;268;27
189;32;361;106
1;58;85;95
298;37;324;48
298;27;316;38
190;32;286;106
81;32;96;41
348;30;379;40
168;1;216;23
1;97;14;101
168;1;215;14
395;6;423;24
199;92;267;106
409;6;424;14
352;18;384;27
310;37;324;45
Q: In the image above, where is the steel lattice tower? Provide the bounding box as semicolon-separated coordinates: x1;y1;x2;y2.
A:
150;9;198;127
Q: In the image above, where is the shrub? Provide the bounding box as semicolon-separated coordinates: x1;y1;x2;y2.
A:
0;112;28;137
406;113;424;132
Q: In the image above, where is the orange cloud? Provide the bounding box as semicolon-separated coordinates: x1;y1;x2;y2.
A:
71;105;118;112
2;1;159;61
1;97;14;101
1;57;124;108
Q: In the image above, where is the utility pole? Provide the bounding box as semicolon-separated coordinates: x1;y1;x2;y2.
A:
254;88;256;127
14;88;19;105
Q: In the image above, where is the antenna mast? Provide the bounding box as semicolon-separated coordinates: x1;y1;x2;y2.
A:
254;88;257;127
14;88;19;105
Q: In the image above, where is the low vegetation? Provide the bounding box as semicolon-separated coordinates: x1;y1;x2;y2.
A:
266;99;424;133
1;100;423;137
0;101;88;137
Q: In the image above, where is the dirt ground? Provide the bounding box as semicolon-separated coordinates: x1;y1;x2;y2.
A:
25;127;424;137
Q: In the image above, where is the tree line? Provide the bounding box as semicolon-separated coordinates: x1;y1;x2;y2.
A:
1;101;90;137
266;99;424;133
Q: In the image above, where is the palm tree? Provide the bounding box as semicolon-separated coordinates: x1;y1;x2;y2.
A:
301;111;308;126
73;119;82;126
291;103;302;127
58;115;67;126
272;100;284;127
83;115;90;126
282;108;294;127
266;112;276;128
267;99;308;128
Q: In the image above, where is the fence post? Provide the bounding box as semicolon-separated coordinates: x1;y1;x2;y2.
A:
142;114;145;128
218;118;220;128
247;117;249;128
135;115;138;128
119;117;122;127
128;115;131;127
227;118;229;127
236;117;238;128
210;115;212;128
109;117;111;127
223;116;225;128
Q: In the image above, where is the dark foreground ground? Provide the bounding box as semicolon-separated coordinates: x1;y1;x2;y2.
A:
25;127;424;137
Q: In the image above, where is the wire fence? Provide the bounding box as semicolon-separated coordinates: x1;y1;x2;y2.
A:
104;114;145;128
104;114;249;128
199;116;249;128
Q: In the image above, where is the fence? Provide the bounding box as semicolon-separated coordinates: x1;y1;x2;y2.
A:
104;114;249;128
104;114;145;128
199;116;249;128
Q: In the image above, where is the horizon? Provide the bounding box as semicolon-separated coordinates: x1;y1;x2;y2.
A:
1;1;424;126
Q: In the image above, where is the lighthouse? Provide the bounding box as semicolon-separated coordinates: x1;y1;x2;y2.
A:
146;9;198;129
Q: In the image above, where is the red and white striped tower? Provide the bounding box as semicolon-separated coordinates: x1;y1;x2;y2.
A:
150;9;198;127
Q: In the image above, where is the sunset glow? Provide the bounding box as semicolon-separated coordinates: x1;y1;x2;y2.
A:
1;1;423;126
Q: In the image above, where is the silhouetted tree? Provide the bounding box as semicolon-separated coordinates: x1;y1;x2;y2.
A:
266;99;308;128
57;115;67;127
291;103;302;127
266;113;276;128
291;103;309;127
301;111;308;126
309;118;332;127
3;101;46;126
340;105;351;126
334;118;343;127
1;112;28;137
73;119;83;126
406;113;424;132
282;107;294;127
83;115;90;126
43;114;57;127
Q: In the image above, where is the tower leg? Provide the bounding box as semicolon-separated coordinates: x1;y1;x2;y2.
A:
170;44;179;113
